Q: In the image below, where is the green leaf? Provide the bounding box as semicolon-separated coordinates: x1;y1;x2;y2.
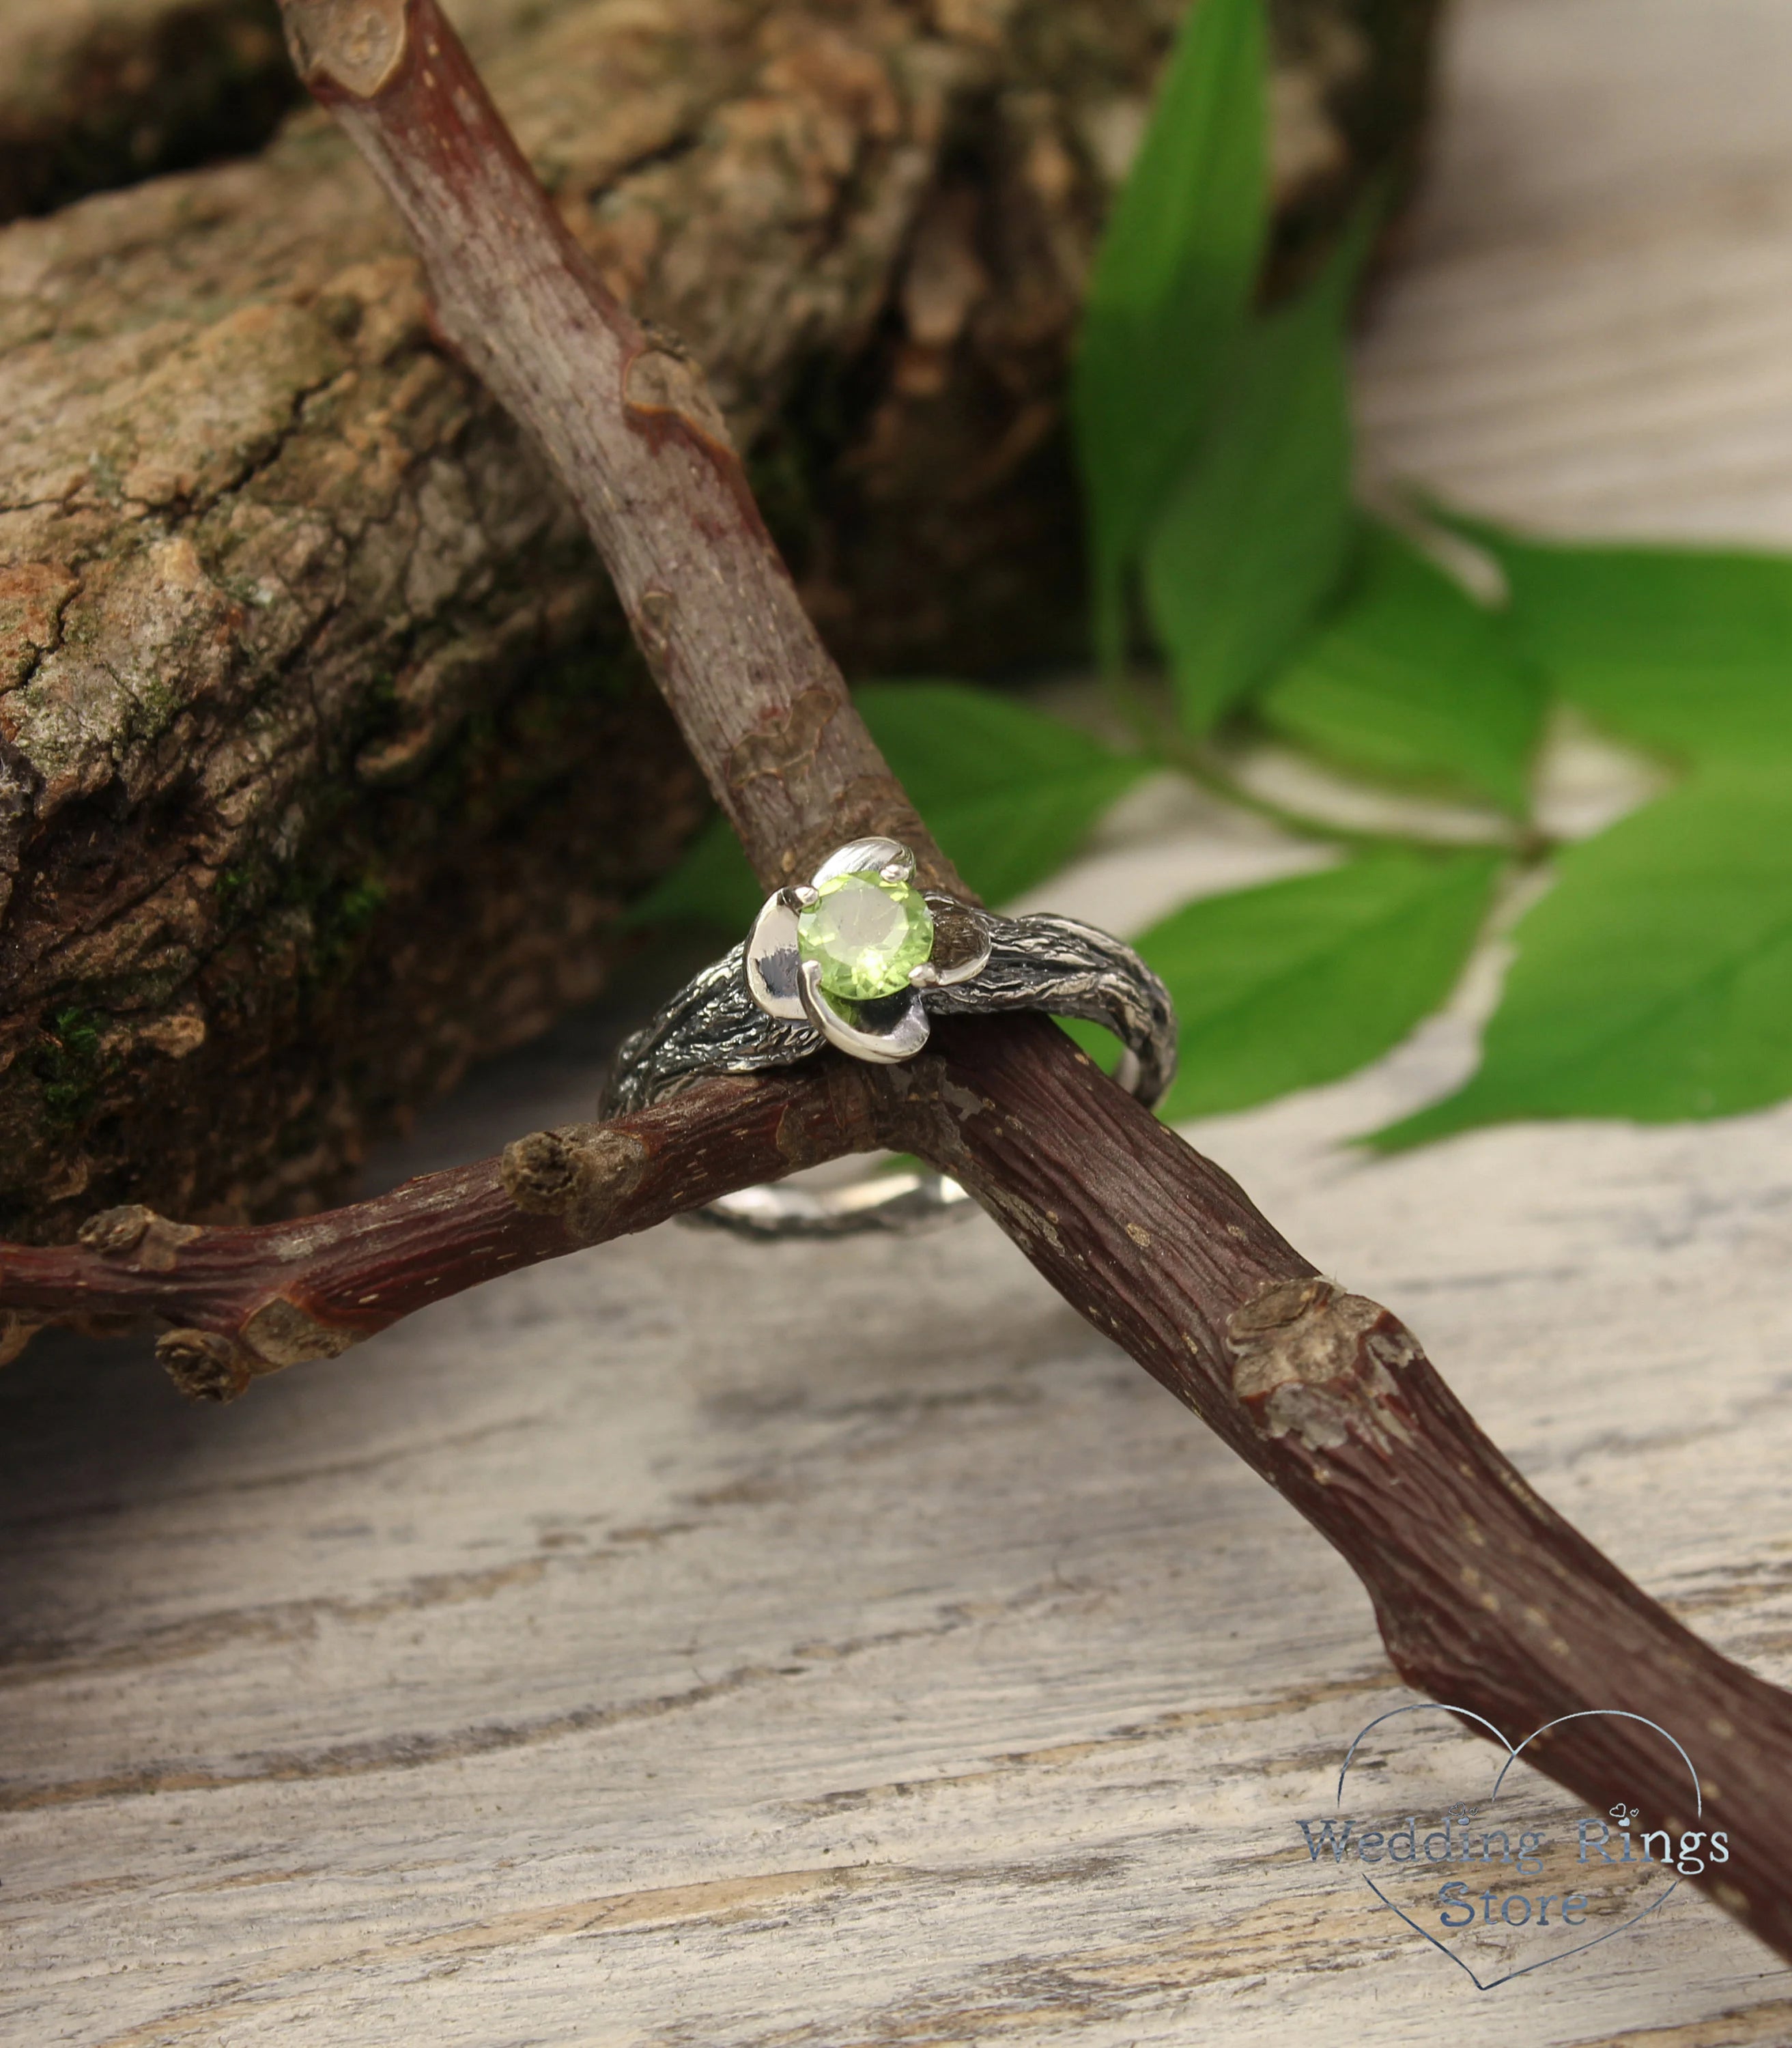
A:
856;683;1147;907
1473;529;1792;765
1374;771;1792;1146
629;683;1148;929
1133;849;1500;1120
1140;223;1363;737
1070;0;1268;670
1260;521;1547;814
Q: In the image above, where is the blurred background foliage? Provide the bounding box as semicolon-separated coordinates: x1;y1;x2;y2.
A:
639;0;1792;1148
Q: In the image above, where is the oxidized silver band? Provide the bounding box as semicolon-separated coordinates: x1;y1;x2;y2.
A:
601;837;1176;1236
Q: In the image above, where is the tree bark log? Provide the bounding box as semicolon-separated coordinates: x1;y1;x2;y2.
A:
0;0;1440;1242
0;0;299;223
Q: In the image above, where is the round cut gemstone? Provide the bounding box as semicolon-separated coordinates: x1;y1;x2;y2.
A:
796;871;934;1000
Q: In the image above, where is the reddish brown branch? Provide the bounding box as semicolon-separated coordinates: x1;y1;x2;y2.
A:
0;1064;870;1397
3;0;1790;1963
277;0;960;900
901;1016;1792;1948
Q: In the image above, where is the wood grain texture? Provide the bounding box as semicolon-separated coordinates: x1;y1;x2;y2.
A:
6;999;1792;2044
8;0;1792;2040
1355;0;1792;542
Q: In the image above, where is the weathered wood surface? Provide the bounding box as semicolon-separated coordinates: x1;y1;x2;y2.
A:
7;0;1792;2041
0;0;1436;1245
1356;0;1792;543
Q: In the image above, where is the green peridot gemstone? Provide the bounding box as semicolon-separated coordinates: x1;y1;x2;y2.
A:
796;871;934;1000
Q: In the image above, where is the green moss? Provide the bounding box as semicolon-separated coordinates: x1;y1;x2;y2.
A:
130;674;184;737
324;873;387;946
32;1005;111;1128
213;855;277;928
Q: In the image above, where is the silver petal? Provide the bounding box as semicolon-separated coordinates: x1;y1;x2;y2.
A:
797;959;930;1063
811;836;913;886
923;893;993;985
744;894;806;1020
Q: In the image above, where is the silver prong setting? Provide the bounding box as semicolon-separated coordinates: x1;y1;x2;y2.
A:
608;837;1177;1236
744;842;978;1062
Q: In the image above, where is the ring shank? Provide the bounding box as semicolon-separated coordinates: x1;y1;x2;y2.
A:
602;902;1176;1237
694;1166;976;1236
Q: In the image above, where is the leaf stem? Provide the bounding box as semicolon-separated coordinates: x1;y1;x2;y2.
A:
1133;700;1537;858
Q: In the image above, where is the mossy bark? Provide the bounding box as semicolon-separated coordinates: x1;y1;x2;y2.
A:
0;0;1440;1241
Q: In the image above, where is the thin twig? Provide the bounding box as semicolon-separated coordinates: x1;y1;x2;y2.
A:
0;1066;869;1397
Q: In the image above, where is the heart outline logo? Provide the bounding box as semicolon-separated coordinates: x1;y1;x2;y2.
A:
1333;1703;1701;1991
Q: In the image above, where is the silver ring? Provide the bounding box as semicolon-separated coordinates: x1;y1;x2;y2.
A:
601;836;1177;1235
